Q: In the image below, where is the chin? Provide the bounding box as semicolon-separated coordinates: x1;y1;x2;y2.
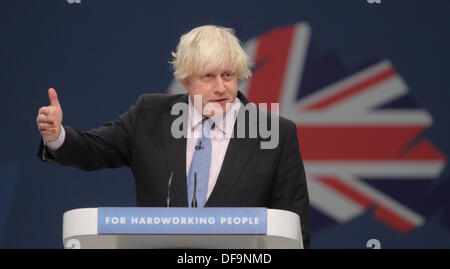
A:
204;102;229;117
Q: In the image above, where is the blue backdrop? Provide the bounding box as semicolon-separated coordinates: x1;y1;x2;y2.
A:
1;0;449;248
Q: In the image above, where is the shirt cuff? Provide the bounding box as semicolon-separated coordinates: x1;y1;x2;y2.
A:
43;125;66;151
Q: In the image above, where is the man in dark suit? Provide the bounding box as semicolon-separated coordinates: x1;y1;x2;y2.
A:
36;25;310;248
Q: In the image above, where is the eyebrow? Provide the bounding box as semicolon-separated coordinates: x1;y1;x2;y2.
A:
201;70;233;75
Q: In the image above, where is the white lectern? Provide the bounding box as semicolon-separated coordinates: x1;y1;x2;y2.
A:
63;208;303;249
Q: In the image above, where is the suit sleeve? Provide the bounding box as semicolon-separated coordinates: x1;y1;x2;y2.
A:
271;121;311;248
37;95;144;171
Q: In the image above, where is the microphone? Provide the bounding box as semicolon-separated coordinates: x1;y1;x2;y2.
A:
166;171;174;207
191;172;198;208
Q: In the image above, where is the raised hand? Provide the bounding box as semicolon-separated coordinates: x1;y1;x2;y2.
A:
37;88;63;142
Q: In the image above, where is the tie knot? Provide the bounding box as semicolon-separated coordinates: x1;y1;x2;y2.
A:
202;118;214;137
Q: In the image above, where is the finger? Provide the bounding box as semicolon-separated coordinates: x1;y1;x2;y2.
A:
40;129;59;137
38;106;49;115
38;127;52;133
39;125;59;133
38;122;56;130
37;114;54;124
48;88;60;107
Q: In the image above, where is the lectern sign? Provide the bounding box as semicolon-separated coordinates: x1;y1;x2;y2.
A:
98;207;267;234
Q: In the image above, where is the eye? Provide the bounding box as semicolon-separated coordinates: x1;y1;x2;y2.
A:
222;72;234;80
204;74;214;79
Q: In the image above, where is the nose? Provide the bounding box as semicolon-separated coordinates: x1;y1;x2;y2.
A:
214;76;226;94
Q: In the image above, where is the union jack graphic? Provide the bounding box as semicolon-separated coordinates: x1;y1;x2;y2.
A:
168;23;447;234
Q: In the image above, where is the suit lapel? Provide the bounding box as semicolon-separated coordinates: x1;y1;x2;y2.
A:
161;94;189;206
206;92;259;206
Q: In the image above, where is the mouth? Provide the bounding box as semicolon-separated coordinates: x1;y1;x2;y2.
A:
211;98;228;104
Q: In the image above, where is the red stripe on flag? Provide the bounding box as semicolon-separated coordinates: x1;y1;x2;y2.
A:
374;206;415;233
304;68;396;111
297;126;446;161
316;176;373;208
247;26;295;105
317;176;416;233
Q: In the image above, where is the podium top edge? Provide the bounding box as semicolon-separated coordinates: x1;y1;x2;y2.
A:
63;207;299;217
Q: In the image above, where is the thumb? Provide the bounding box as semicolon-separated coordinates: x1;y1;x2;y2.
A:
48;88;60;107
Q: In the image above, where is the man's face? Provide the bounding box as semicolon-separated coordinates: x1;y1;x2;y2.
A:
183;64;238;117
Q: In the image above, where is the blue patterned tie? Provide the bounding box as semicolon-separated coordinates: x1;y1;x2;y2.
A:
187;118;213;207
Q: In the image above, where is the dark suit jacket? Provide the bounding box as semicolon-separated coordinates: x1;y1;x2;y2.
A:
38;91;310;248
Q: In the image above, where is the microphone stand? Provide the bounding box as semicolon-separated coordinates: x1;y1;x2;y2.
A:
166;171;174;207
191;172;198;208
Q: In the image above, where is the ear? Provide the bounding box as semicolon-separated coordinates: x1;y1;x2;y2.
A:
181;78;189;89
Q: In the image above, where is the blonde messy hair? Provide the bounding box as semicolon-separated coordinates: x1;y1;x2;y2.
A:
170;25;252;82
